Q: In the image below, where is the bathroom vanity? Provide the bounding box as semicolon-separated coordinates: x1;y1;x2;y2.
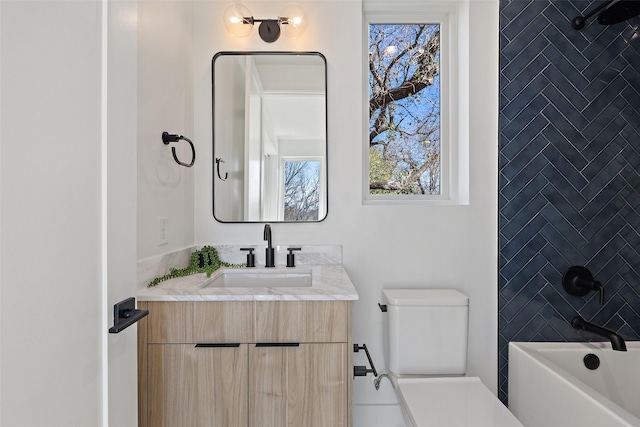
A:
137;263;357;427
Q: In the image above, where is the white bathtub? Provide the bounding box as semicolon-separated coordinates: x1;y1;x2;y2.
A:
509;342;640;427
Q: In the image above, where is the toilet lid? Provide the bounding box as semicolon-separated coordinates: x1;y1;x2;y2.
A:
396;377;523;427
383;289;469;306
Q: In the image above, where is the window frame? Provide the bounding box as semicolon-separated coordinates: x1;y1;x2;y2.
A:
363;2;467;205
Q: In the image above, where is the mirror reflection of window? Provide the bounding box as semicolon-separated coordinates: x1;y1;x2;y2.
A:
282;160;321;221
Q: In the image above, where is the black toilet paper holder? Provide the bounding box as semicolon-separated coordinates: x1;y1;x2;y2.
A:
353;343;378;378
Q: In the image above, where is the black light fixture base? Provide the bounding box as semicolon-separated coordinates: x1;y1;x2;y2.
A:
258;20;281;43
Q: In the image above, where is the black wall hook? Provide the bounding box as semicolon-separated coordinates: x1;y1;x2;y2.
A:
215;158;228;181
162;131;195;167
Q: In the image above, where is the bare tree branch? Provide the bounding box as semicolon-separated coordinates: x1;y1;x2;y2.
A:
369;29;440;116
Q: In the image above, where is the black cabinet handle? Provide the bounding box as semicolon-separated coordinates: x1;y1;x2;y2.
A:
195;343;241;348
255;343;300;347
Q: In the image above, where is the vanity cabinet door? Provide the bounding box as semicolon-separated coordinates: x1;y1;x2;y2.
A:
147;301;253;343
249;343;347;427
254;301;348;343
148;343;248;427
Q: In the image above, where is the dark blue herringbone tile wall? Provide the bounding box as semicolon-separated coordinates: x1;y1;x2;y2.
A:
499;0;640;403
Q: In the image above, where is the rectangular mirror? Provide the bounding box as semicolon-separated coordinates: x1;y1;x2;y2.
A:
212;51;327;223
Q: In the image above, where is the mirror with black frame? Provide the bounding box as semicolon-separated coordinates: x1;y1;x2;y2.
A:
212;51;327;223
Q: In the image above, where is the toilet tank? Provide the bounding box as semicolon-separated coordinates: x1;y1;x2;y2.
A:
382;289;469;375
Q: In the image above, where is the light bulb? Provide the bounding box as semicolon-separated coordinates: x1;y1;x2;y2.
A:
224;3;253;38
279;3;307;38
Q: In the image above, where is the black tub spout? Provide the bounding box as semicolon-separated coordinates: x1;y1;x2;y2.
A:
571;316;627;351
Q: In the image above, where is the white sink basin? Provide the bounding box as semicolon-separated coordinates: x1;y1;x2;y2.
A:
207;269;312;288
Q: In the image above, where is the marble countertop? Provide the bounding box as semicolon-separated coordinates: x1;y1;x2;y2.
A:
137;264;359;302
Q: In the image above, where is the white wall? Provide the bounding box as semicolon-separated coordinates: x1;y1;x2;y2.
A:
137;0;195;261
106;1;140;425
1;2;104;425
192;1;499;425
2;2;142;425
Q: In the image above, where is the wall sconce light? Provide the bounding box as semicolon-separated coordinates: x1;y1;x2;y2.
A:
224;3;307;43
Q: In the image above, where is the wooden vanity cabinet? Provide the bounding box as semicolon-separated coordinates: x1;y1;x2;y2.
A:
138;300;353;427
249;342;347;426
138;301;252;427
148;343;248;426
250;301;350;427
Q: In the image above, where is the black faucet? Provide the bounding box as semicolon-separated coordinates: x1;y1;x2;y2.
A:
571;316;627;351
264;224;275;268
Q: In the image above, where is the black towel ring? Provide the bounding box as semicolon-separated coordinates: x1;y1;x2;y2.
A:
162;131;195;167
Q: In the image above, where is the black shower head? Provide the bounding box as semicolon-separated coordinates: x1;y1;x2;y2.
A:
598;0;640;25
572;0;640;30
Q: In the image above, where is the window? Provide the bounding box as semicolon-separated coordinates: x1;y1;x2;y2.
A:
369;23;441;195
364;3;468;204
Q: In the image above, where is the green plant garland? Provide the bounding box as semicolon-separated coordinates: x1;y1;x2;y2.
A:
147;246;243;287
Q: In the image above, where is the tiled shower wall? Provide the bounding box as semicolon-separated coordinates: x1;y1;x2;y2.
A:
499;0;640;402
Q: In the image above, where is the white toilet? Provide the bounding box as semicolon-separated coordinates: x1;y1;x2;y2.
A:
381;289;523;427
